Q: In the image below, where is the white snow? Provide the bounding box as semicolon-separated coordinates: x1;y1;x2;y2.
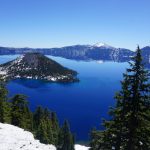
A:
93;42;114;48
0;70;7;75
0;123;56;150
75;145;90;150
0;123;90;150
26;76;32;79
94;42;106;47
15;75;21;78
51;77;57;81
46;75;69;81
13;55;24;65
0;67;7;80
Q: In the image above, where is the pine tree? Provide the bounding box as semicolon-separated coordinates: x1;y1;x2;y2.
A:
90;46;150;150
36;119;49;144
11;94;32;130
58;120;75;150
43;108;54;144
90;129;105;150
33;106;44;130
46;118;54;144
125;46;150;149
0;78;11;123
34;107;57;144
51;112;59;145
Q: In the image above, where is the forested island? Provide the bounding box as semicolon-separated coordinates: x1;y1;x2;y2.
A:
0;53;78;82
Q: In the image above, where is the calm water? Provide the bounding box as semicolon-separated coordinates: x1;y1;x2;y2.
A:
0;55;129;142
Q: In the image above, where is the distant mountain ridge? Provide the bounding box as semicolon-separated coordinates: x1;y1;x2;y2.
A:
0;43;150;65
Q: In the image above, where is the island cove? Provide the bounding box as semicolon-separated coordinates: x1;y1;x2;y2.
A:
0;53;79;82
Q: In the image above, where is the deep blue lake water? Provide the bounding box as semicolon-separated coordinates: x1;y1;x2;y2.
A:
0;55;129;142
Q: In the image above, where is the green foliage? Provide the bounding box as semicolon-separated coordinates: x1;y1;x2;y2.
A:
33;107;54;144
90;46;150;150
36;119;51;144
51;112;59;145
90;129;107;150
0;79;11;123
11;94;33;130
57;120;75;150
33;106;44;130
33;107;75;148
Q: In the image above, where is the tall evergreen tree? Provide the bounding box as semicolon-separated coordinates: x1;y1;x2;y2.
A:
36;119;50;144
43;108;54;144
33;106;44;130
90;46;150;150
11;94;32;130
51;112;59;145
34;107;56;144
125;46;150;149
0;78;11;123
58;120;75;150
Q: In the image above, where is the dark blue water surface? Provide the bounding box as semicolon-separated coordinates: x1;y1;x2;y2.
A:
0;55;129;142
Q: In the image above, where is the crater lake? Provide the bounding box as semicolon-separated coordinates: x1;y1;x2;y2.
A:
0;55;129;142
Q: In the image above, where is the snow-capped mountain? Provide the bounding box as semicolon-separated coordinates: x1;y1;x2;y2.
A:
45;43;134;62
0;123;89;150
0;44;150;66
93;42;115;49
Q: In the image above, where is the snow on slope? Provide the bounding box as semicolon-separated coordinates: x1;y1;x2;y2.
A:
75;145;90;150
0;123;56;150
0;123;89;150
93;42;114;49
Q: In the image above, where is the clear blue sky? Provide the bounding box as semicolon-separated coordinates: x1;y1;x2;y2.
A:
0;0;150;50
